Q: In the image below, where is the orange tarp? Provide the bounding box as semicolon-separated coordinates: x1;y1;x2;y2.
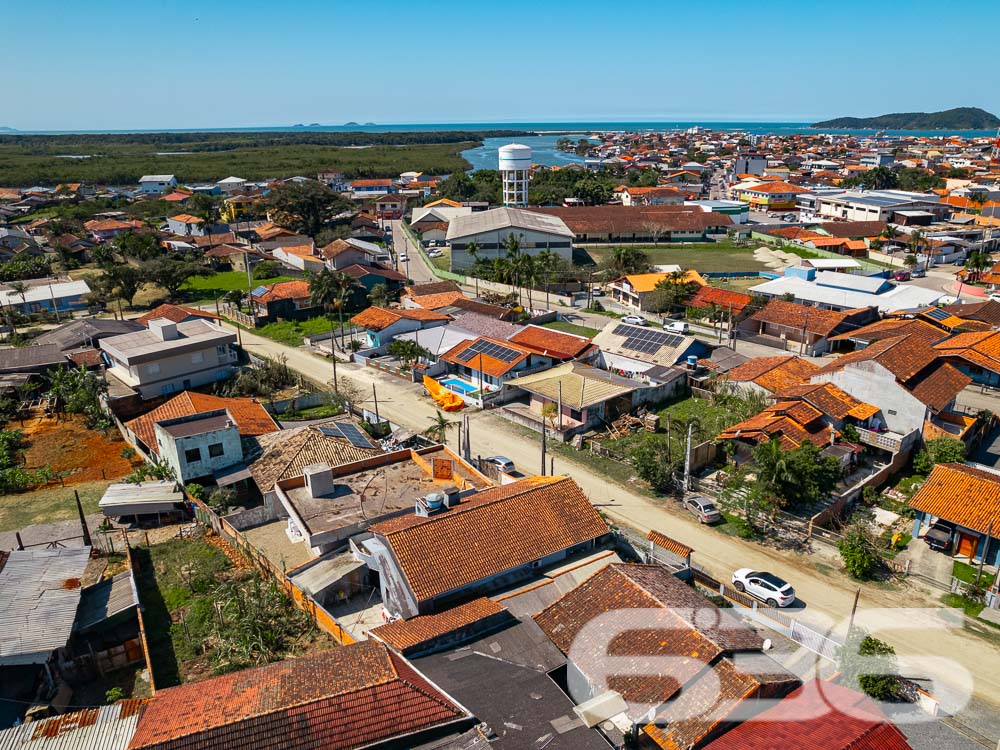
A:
423;375;464;411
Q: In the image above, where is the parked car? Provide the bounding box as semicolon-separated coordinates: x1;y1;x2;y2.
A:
989;293;1000;303
683;495;722;524
731;569;796;608
592;288;605;297
427;249;443;258
893;270;911;282
910;268;925;278
484;456;515;473
665;321;690;334
924;521;954;552
622;314;647;326
399;254;409;263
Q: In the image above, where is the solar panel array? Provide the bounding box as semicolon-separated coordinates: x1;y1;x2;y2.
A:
612;324;685;356
318;422;377;449
456;339;522;364
924;307;950;321
250;285;269;298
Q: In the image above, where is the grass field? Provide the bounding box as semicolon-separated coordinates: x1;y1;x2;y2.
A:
0;479;110;531
583;241;769;274
0;131;506;186
254;317;341;347
180;271;294;305
542;320;600;337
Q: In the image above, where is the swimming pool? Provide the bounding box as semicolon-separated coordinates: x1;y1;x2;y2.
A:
440;377;477;395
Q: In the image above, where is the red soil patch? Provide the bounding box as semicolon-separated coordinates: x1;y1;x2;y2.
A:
19;415;134;485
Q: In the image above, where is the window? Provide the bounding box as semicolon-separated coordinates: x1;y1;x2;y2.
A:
146;362;160;376
191;351;204;365
208;443;225;458
184;447;201;463
216;345;228;357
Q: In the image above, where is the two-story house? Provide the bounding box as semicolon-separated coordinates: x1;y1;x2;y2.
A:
100;318;239;398
165;214;205;236
138;174;177;195
249;279;321;323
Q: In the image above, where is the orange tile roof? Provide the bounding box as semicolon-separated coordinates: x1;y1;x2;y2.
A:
725;356;819;393
253;279;312;304
620;269;707;293
508;324;592;360
749;300;870;338
168;213;204;224
935;330;1000;373
828;318;945;346
534;564;764;706
126;392;279;455
369;598;509;653
646;529;692;558
441;336;534;378
134;304;221;326
371;476;608;603
351;306;449;331
908;463;1000;536
275;243;316;259
127;641;467;750
407;290;465;310
774;382;878;422
741;180;809;194
687;286;753;313
717;410;833;449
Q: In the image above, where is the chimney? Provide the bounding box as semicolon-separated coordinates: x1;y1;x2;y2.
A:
149;318;178;341
303;464;334;498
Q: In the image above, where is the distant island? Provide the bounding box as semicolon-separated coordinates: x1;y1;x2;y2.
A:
0;126;17;133
344;121;359;126
812;107;1000;130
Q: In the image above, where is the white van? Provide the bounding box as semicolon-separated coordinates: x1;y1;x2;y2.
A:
665;321;690;334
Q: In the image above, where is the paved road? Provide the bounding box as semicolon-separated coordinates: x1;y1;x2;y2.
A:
212;314;1000;708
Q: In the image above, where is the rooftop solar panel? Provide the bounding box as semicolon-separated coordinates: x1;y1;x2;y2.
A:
456;339;522;363
250;285;269;298
318;425;344;439
335;422;377;449
924;307;950;321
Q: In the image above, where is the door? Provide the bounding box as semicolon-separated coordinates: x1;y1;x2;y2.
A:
958;533;978;559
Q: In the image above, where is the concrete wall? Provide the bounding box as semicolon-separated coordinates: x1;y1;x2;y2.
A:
811;361;927;434
156;422;243;483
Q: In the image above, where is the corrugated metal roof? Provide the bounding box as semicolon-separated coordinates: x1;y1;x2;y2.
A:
0;701;145;750
98;482;183;509
0;548;91;665
74;572;137;633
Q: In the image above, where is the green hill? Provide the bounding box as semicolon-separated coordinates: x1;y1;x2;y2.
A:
812;107;1000;131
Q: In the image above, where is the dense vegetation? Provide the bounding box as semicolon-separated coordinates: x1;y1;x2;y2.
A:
839;166;945;192
0;130;518;185
813;107;1000;130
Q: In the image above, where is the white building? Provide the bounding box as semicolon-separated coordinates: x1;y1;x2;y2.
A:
814;190;943;222
216;176;247;194
445;207;574;271
138;174;177;195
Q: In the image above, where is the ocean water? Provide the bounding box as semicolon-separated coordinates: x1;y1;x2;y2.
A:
462;135;590;170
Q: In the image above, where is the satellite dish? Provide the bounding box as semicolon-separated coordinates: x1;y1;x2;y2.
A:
763;638;773;651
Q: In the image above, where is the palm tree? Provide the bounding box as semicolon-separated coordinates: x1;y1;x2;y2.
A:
367;283;390;308
309;268;357;351
467;240;481;296
536;248;558;310
520;255;540;311
753;437;792;492
880;225;901;264
965;250;991;283
424;409;457;445
909;229;927;271
224;288;246;314
503;233;523;304
9;281;28;316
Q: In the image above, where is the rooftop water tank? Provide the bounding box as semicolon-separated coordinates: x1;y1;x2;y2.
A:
424;492;445;510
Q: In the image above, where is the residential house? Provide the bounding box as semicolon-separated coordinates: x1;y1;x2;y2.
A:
446;207;575;271
508;324;593;361
249;279;320;323
100;318;239;398
686;285;753;317
218;194;258;222
320;237;390;269
590;318;708;378
31;317;143;353
533;563;799;747
438;334;554;395
274;443;487;556
0;278;91;314
721;355;819;396
51;232;96;259
934;330;1000;387
216;175;246;193
317;169;348;191
390;312;524;363
740;300;878;355
809;334;971;436
340;263;407;299
350;178;394;197
127;641;475;750
503;361;657;439
83;218;134;242
124;391;278;484
350;306;450;351
608;270;707;312
0;700;145;750
814;190;945;223
270;241;323;272
135;303;222;327
368;475;610;618
620;185;686;206
909;463;1000;566
0;344;68;376
532;205;732;243
702;678;913;750
138;174;177;194
827;316;947;351
165;213;205;236
375;193;406;220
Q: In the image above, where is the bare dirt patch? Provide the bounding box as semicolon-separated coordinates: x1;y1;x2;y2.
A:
18;414;134;484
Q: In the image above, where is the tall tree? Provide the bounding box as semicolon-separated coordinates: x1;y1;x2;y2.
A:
367;282;390;308
424;409;457;445
309;268;358;349
143;256;210;299
265;181;351;237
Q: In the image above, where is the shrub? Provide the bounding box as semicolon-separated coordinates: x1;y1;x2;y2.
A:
837;630;900;701
838;524;882;580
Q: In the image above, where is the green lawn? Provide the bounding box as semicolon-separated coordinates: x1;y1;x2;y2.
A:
582;241;769;274
180;271;294;305
0;479;109;532
253;316;343;347
278;402;344;422
953;560;996;588
942;593;986;619
542;320;600;337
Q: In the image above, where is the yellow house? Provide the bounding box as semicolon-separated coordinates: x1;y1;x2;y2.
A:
609;270;707;311
220;194;258;222
736;181;808;211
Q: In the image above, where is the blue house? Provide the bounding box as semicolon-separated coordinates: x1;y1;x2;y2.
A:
0;278;91;314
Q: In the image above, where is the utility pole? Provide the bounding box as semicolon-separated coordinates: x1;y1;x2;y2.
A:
331;347;339;393
372;383;380;424
977;518;994;586
848;587;861;632
557;381;563;430
74;489;92;547
541;416;547;476
683;421;693;492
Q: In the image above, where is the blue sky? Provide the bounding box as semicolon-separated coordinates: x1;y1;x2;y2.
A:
3;0;996;130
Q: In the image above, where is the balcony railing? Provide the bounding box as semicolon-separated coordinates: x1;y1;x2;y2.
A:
855;427;905;453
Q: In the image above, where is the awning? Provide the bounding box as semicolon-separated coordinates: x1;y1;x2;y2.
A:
214;463;252;486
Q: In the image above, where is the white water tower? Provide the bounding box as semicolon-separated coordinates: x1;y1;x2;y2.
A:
498;143;532;207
